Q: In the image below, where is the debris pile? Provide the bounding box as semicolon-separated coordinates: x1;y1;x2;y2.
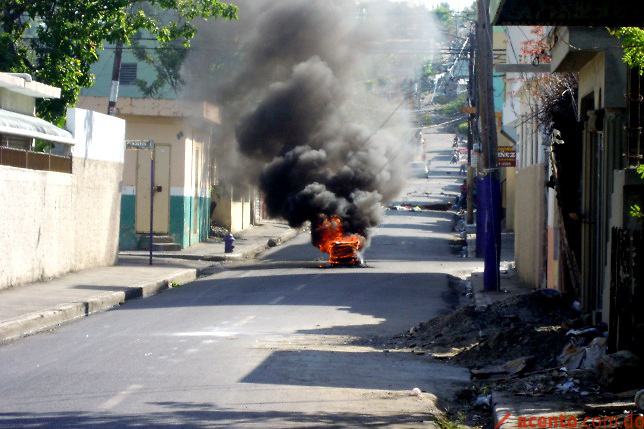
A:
394;290;577;369
210;222;230;239
385;203;453;212
390;287;644;420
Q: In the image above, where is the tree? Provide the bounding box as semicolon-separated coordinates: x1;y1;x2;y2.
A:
610;27;644;74
131;40;188;98
0;0;237;123
433;2;455;33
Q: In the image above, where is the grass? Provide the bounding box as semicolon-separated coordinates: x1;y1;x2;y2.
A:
430;411;467;429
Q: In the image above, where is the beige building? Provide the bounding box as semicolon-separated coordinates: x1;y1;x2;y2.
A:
76;96;255;251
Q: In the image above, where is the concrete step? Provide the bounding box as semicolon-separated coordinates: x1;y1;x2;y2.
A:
139;237;181;251
151;243;182;252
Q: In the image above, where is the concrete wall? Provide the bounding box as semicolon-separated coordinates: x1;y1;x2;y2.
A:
514;163;546;287
212;185;252;234
0;88;35;116
0;109;125;289
502;166;516;231
578;51;627;114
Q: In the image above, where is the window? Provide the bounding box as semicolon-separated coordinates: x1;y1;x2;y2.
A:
119;63;138;85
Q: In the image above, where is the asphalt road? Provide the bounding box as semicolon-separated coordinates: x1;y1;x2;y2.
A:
0;133;478;428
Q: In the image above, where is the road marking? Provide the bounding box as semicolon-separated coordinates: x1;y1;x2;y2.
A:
233;315;255;326
269;296;284;305
99;384;143;410
294;284;307;291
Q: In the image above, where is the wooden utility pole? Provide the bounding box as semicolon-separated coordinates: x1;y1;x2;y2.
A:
466;28;476;226
476;0;498;170
476;0;501;291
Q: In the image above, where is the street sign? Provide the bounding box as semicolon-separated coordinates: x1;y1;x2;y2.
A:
498;146;516;167
126;140;153;150
460;106;477;114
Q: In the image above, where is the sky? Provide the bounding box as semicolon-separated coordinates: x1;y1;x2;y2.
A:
391;0;469;12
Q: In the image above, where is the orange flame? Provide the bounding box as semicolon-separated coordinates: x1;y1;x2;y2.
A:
316;216;364;265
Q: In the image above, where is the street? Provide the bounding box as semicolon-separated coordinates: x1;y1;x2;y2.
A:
0;133;479;428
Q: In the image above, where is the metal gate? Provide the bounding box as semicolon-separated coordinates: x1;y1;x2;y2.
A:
608;227;643;356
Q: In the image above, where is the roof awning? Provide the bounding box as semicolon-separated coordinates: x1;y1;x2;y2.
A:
490;0;644;25
0;109;75;145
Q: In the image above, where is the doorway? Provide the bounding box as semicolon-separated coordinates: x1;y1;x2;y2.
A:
135;144;171;234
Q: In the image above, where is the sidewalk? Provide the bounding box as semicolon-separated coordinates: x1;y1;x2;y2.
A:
465;232;588;429
0;220;301;344
120;219;301;262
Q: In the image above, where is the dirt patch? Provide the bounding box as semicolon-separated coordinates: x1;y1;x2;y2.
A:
390;290;577;370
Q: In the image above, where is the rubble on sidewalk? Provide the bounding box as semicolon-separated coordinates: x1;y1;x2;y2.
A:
597;351;643;391
385;202;453;212
385;285;643;427
210;222;230;240
391;289;578;369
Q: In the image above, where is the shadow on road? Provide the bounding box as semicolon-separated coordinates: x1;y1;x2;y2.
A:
0;407;432;428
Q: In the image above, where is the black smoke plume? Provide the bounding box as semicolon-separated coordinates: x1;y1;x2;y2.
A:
201;0;417;245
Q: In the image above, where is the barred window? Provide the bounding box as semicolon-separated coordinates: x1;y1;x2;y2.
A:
120;63;138;85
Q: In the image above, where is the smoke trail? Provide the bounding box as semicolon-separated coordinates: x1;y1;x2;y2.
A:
190;0;427;245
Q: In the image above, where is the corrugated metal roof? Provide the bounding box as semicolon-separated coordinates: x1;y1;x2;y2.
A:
0;109;75;145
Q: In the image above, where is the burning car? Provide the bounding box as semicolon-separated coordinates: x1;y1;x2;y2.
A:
329;240;362;265
315;216;365;266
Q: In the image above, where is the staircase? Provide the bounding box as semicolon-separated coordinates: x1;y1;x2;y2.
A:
139;235;181;251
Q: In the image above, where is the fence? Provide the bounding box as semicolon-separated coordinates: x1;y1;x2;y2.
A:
0;146;72;173
608;227;643;356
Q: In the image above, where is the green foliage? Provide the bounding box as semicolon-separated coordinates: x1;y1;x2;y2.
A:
438;94;467;116
34;140;53;152
431;1;476;34
432;2;455;32
429;412;466;429
456;122;468;136
132;40;188;98
628;165;644;220
630;204;644;219
0;0;238;123
610;27;644;74
419;60;436;93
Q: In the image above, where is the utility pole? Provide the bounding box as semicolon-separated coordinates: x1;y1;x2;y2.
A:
466;27;476;226
107;41;123;116
476;0;501;291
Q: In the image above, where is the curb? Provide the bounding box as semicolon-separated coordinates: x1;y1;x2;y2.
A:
0;227;302;344
0;268;197;344
491;392;513;429
235;228;300;260
119;227;302;262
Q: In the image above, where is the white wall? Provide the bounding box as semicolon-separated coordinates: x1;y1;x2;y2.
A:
0;108;125;289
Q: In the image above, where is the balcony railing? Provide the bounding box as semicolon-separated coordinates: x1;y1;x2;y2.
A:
0;146;72;174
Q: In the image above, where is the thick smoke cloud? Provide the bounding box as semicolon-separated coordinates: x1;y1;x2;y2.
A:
186;0;427;244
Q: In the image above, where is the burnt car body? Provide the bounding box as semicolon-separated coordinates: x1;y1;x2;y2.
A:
329;241;361;265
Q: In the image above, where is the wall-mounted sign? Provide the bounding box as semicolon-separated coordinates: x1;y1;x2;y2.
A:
498;146;516;167
125;140;153;150
460;106;477;114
